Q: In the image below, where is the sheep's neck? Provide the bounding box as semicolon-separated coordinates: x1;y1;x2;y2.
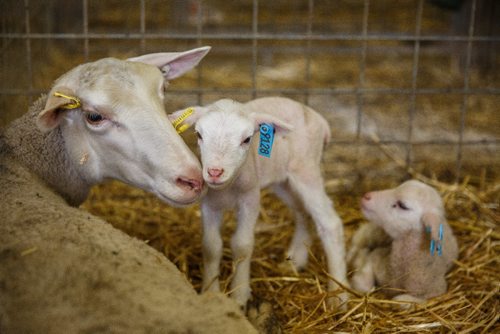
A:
234;149;259;192
392;230;425;253
4;98;90;206
390;230;426;272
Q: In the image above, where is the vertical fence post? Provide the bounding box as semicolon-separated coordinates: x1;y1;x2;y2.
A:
251;0;258;100
196;0;203;105
83;0;89;61
304;0;314;106
356;0;369;141
140;0;146;54
406;0;424;172
23;0;33;104
456;0;476;182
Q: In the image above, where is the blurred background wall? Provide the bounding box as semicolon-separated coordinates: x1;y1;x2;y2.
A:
1;0;498;184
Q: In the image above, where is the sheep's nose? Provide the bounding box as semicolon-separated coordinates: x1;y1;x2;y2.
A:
363;192;372;201
176;176;203;193
207;168;224;178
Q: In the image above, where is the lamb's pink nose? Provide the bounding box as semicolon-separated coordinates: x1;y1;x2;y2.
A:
363;192;372;201
207;168;224;178
176;176;203;193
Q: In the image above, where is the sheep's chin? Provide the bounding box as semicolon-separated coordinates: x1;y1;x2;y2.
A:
154;190;200;208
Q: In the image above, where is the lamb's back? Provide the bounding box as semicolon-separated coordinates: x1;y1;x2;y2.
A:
246;97;330;171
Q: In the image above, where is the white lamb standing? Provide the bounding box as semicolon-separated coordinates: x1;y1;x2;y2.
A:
348;180;459;305
1;47;258;333
169;97;348;308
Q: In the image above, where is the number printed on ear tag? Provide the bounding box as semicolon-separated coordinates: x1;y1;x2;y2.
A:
258;123;275;158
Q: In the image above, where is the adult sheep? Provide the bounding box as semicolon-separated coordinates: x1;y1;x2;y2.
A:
0;47;256;333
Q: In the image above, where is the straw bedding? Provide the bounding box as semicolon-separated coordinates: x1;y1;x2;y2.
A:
2;1;498;332
82;156;499;332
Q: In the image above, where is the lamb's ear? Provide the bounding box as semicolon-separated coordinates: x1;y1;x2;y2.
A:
168;106;209;131
127;46;211;80
37;86;80;132
250;113;294;133
421;211;444;242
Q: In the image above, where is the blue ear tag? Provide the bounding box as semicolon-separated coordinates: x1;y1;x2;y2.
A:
429;223;444;256
437;223;444;256
258;123;275;158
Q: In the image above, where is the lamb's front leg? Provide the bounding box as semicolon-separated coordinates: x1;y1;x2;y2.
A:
351;254;376;293
230;189;260;308
201;201;224;293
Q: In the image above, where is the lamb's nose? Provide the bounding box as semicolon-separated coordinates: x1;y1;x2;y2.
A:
176;176;203;193
207;168;224;178
363;192;372;201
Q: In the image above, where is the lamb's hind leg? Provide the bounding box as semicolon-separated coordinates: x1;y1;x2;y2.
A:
272;183;312;271
288;171;348;307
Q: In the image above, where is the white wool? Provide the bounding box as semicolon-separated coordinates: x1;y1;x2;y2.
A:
348;180;459;306
170;96;348;309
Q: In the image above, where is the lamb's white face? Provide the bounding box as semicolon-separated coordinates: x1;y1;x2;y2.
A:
57;59;204;206
361;180;443;238
195;107;255;189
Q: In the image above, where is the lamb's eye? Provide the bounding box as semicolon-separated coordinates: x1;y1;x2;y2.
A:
86;112;104;125
395;200;410;210
196;132;203;140
242;136;252;144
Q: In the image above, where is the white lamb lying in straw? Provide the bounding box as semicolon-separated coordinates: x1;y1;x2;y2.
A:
169;97;348;308
347;180;459;305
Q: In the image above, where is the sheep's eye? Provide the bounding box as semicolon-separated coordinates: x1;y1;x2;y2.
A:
86;112;104;125
242;136;252;144
395;200;410;210
196;132;203;140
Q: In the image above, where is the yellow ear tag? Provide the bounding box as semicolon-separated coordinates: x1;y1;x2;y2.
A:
171;107;194;134
53;92;81;110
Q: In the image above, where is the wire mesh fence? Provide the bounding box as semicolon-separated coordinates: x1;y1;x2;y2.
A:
1;0;498;182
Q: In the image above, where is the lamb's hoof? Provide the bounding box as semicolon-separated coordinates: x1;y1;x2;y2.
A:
246;297;282;334
277;260;299;275
351;273;374;293
392;294;423;310
326;294;348;312
286;245;309;271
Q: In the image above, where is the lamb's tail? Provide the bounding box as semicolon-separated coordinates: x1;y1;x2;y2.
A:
303;104;331;146
315;112;332;145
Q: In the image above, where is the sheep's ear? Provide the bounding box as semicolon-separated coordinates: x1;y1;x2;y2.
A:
250;113;294;133
37;86;80;132
421;211;444;242
168;106;209;130
127;46;211;80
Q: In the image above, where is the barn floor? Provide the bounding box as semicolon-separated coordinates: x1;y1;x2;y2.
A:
82;173;499;333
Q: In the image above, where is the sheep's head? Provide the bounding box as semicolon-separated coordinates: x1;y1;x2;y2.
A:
169;99;293;190
35;47;211;207
361;180;445;240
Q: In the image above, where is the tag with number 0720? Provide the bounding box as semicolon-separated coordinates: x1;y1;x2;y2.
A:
258;123;275;158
